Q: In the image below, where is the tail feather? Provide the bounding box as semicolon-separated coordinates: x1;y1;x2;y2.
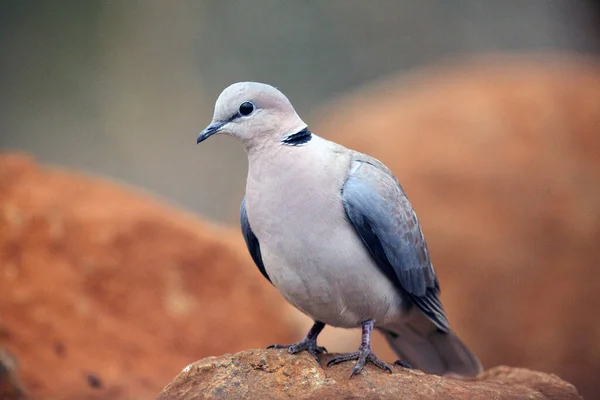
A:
379;314;482;377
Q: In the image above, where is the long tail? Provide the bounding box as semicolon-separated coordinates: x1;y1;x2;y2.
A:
379;314;482;377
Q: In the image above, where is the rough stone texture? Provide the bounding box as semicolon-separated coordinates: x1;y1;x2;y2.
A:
313;54;600;399
157;349;582;400
0;154;297;400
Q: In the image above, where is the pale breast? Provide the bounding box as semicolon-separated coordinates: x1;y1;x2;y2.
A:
244;138;404;327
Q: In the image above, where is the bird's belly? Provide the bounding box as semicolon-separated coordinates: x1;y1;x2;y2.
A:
259;221;403;328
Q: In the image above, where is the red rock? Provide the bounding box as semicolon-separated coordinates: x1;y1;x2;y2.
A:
0;153;296;400
313;54;600;399
156;349;582;400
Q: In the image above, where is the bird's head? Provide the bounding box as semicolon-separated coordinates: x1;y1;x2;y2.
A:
197;82;307;150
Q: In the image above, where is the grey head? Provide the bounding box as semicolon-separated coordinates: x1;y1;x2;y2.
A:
197;82;307;150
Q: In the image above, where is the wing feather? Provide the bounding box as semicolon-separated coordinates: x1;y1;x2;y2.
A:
342;158;449;331
240;197;272;284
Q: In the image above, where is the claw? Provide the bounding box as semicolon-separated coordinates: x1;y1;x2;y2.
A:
290;343;327;355
267;339;327;362
267;340;325;363
266;322;327;364
328;347;392;377
394;360;412;369
266;344;288;349
327;352;359;367
326;320;391;377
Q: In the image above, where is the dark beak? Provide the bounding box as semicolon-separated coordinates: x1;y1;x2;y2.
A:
197;121;226;144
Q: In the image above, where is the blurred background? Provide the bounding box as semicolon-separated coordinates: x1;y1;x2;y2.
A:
1;1;600;399
2;0;600;221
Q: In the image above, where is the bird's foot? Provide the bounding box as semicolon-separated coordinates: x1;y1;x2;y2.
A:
327;345;392;377
394;360;412;369
267;321;326;363
267;338;327;362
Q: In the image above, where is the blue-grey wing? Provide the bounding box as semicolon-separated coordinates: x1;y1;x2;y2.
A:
342;158;449;331
240;197;272;284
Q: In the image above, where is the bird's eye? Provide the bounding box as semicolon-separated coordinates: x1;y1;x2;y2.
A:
238;101;255;116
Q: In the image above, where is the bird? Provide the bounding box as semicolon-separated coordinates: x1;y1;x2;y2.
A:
196;82;483;378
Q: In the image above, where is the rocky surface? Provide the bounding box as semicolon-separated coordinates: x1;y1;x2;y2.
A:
157;349;582;400
0;154;297;400
314;54;600;399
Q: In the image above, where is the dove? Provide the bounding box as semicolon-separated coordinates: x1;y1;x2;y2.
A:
197;82;482;377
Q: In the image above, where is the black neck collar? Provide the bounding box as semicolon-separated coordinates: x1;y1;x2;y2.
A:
282;127;312;146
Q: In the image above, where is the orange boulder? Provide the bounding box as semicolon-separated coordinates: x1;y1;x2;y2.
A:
0;153;296;400
157;349;582;400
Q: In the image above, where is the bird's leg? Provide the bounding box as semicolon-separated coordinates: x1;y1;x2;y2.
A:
327;319;392;377
267;321;327;362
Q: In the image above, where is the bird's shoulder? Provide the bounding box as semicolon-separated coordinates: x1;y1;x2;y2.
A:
312;135;398;183
343;150;408;198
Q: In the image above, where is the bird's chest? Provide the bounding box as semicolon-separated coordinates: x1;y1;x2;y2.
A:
245;164;345;252
245;170;363;321
242;147;402;327
244;147;354;276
